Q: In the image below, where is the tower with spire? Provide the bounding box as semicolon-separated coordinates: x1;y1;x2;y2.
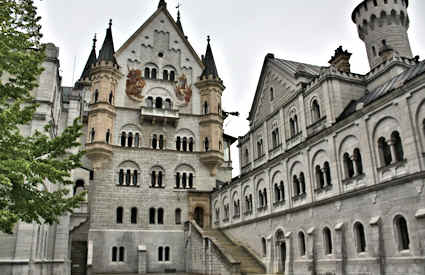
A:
85;20;122;168
196;36;226;176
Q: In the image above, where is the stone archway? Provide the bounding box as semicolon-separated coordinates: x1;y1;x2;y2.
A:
194;207;204;228
275;229;286;273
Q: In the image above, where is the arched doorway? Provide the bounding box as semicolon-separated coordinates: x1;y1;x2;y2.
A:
280;242;286;273
275;229;286;273
194;207;204;228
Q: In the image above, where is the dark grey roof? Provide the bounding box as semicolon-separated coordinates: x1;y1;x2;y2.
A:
272;58;321;76
176;10;184;35
97;20;118;66
200;36;220;80
158;0;167;9
79;36;97;81
338;60;425;121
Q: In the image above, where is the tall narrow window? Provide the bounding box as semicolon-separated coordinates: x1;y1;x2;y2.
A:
299;173;306;194
294;115;299;133
164;247;170;261
121;132;126;147
378;137;392;166
158;208;164;224
204;137;209;152
126;169;131;185
323;227;333;255
119;169;124;185
94;90;99;103
170;71;175;81
176;136;181;151
151;68;157;79
354;222;366;253
175;173;180;188
204;101;209;114
312;100;321;122
395;216;410;250
189;138;194;152
290;118;296;137
112;247;118;262
163;70;169;81
183;137;187;152
149;208;156;224
324;162;331;186
90;128;95;143
391;131;404;162
270;87;274;101
165;98;172;109
133;170;138;186
258;191;263;207
182;173;187;189
119;247;125;262
293;175;300;196
106;129;111;144
263;188;268;206
116;207;123;224
135;133;140;147
280;181;285;201
131;207;138;224
274;184;280;202
316;165;325;188
109;91;113;104
344;152;355;178
262;238;267;257
152;134;158;149
189;173;193;189
159;135;164;150
175;208;182;224
158;247;163;261
128;133;133;148
147;96;153;108
151;171;156;187
155;97;163;109
145;68;150;79
299;231;306;256
158;171;163;187
353;148;363;175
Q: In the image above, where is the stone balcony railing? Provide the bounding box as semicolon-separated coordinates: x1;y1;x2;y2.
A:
140;107;179;126
286;132;303;149
307;116;327;136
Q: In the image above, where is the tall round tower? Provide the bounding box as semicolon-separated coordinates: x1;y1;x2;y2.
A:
352;0;413;69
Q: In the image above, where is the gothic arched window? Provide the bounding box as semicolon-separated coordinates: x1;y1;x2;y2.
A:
353;148;363;175
323;227;333;255
299;231;306;256
312;99;321;123
127;133;133;148
354;222;367;253
391;131;404;162
106;129;111;144
262;237;267;257
378;137;392;166
395;215;410;251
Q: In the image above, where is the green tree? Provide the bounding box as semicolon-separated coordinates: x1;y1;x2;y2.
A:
0;0;84;234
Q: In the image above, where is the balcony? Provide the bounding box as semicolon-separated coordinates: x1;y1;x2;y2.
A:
286;132;303;149
269;143;282;159
307;116;327;136
140;107;179;126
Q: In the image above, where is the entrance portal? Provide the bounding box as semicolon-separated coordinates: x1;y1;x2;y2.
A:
280;242;286;273
194;207;204;228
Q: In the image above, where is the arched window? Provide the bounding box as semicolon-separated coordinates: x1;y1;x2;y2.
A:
183;137;188;152
159;135;164;150
299;172;306;194
163;70;169;81
274;184;280;202
373;0;378;6
109;91;113;104
245;149;249;163
280;181;285;201
151;68;157;79
354;222;366;253
128;133;133;148
158;208;164;224
112;247;118;262
316;165;325;188
299;231;306;256
312;100;321;122
372;46;377;57
158;171;163;187
164;247;170;261
74;180;85;196
170;71;175;81
176;136;181;151
378;137;392;166
391;131;404;162
249;194;253;211
119;169;124;185
90;128;95;143
145;68;150;79
155;97;163;109
116;207;123;224
165;98;172;109
158;246;163;261
258;191;263;207
294;115;299;133
395;216;410;250
151;171;156;187
94;90;99;103
131;207;137;224
293;175;300;195
106;129;111;144
119;247;125;262
263;188;268;206
147;96;153;108
182;173;187;188
290;118;296;137
152;134;158;149
189;173;193;189
324;162;331;186
121;132;126;147
204;137;209;152
203;101;209;114
175;172;180;188
175;208;182;224
343;152;355;178
323;227;333;255
261;237;267;257
270;87;274;101
353;148;363;175
126;169;131;185
135;133;140;147
149;208;156;224
189;137;194;152
133;170;138;186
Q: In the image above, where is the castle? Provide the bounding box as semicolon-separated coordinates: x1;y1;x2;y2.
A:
0;1;424;275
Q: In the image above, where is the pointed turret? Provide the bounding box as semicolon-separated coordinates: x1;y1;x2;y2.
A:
79;35;97;82
200;36;220;80
176;10;184;35
158;0;167;9
97;19;118;66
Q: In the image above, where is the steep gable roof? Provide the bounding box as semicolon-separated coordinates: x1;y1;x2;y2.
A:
116;4;203;68
247;53;321;121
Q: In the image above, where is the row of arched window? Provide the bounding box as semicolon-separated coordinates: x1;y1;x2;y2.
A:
118;169;138;186
116;207;182;225
144;67;175;81
377;131;404;167
176;136;194;152
146;96;173;109
274;181;285;203
120;132;140;148
258;189;268;209
233;199;241;217
175;172;194;189
315;162;332;189
244;195;253;214
152;134;165;150
260;215;410;259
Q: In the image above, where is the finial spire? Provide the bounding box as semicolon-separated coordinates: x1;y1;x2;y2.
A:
175;2;185;35
207;35;211;44
109;19;112;28
97;19;118;66
158;0;167;9
92;34;97;49
200;35;220;80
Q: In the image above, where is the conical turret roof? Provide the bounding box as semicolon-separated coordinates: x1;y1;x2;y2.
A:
176;10;184;35
201;36;220;80
97;19;118;66
79;35;97;81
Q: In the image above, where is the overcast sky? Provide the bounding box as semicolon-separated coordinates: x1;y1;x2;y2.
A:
35;0;425;177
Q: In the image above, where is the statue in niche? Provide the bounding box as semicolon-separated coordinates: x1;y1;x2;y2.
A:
175;74;192;104
126;68;145;101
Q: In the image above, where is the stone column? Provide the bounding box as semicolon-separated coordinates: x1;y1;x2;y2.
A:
307;227;316;275
388;140;397;164
351;155;359;176
266;235;274;273
138;245;147;274
285;232;293;275
322;168;329;187
334;222;345;275
369;216;384;275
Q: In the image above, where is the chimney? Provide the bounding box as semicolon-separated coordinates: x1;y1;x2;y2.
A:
329;46;352;73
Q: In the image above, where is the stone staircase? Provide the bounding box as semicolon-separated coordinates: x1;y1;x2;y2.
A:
203;229;266;275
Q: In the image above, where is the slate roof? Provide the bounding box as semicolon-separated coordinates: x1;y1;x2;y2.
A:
79;36;97;81
176;10;184;35
97;20;118;66
338;60;425;121
201;36;220;80
272;58;322;76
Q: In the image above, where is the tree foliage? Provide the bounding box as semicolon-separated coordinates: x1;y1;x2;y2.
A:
0;0;84;234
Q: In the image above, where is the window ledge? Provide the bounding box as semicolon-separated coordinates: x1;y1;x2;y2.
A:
314;184;333;194
257;206;268;212
377;159;407;172
233;214;241;219
292;193;307;201
273;200;286;207
150;186;166;189
269;143;282;154
286;132;302;143
254;154;266;162
222;218;229;222
117;184;140;188
342;173;365;185
243;211;253;216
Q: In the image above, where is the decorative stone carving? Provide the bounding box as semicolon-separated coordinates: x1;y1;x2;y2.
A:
126;68;145;101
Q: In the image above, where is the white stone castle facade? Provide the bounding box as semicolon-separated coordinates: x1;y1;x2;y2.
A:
0;1;424;275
